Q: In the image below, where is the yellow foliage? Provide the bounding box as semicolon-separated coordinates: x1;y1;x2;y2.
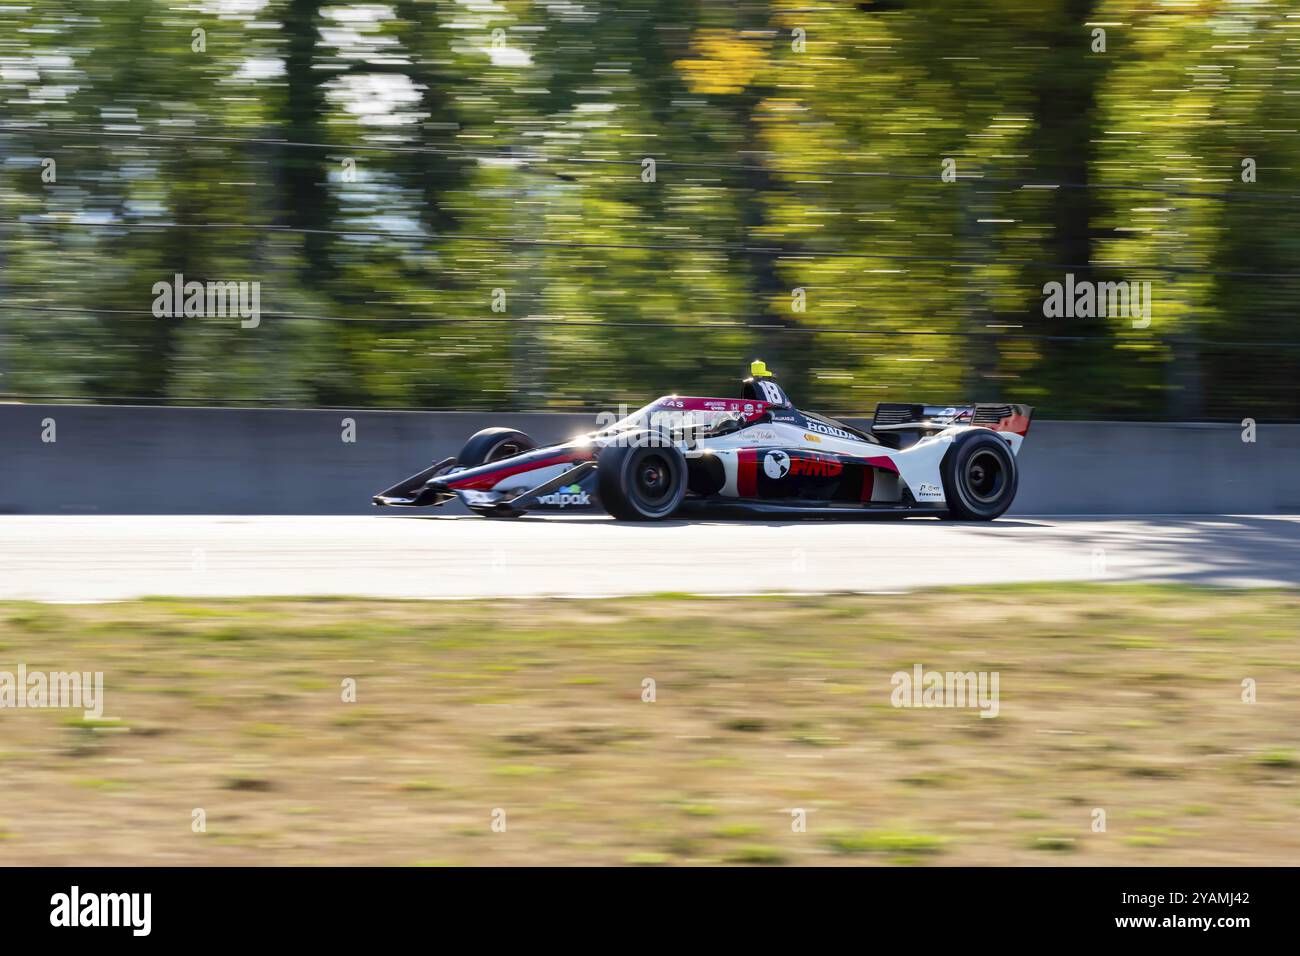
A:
674;29;766;95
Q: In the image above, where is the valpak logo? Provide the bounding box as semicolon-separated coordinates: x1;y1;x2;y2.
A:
152;273;261;328
50;886;151;936
538;483;590;507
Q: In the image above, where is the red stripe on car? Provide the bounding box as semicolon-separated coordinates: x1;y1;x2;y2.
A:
860;465;875;501
863;455;899;474
737;448;758;496
984;412;1031;437
446;453;576;491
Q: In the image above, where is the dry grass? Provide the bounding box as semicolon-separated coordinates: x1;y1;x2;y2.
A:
0;584;1297;866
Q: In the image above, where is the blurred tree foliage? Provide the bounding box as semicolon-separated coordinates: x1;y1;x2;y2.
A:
0;0;1297;418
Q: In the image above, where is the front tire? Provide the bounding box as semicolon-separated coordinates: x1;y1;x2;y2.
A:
597;440;687;521
940;431;1018;520
457;427;536;468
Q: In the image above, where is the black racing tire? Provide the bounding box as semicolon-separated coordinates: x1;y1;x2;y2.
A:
457;427;536;468
597;439;687;521
469;506;524;520
939;430;1018;521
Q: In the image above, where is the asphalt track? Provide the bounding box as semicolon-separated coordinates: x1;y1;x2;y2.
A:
1;514;1297;602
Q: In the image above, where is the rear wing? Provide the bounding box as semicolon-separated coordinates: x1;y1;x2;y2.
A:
871;403;1033;437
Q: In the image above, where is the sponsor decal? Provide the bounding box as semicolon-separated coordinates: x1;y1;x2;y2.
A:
930;406;973;425
916;482;944;500
538;483;591;507
743;403;754;416
803;432;822;443
746;429;777;441
763;450;791;479
763;450;842;479
789;455;842;478
805;420;856;441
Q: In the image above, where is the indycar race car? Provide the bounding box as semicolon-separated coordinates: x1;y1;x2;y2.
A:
373;361;1032;521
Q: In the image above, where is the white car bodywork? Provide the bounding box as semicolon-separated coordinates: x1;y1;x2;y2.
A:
390;390;1031;517
685;419;1024;506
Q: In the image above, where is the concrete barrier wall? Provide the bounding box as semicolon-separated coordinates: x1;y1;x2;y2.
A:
1;404;1295;515
1005;420;1300;515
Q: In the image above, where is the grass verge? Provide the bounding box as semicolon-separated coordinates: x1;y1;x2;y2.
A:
0;584;1296;865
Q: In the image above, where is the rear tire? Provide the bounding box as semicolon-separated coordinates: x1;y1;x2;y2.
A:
457;427;536;468
597;439;687;521
940;431;1018;520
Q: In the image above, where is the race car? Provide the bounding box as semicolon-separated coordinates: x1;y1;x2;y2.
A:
373;361;1032;521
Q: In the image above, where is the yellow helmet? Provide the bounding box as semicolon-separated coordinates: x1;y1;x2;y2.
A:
750;359;772;378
